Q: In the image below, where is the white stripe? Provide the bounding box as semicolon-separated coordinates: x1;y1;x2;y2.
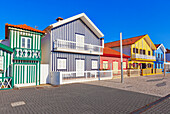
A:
37;62;39;84
38;35;40;50
17;31;19;48
33;34;35;49
11;30;13;48
14;65;16;84
35;35;37;50
4;52;6;77
14;31;16;48
24;65;27;84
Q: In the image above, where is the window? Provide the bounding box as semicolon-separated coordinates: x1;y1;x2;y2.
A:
92;60;98;69
133;48;135;53
148;64;151;68
161;54;163;60
148;51;150;55
136;49;138;53
0;56;3;70
133;48;138;53
158;64;160;68
140;49;143;54
161;64;163;68
103;61;108;69
158;54;160;58
143;50;145;55
76;34;84;49
21;37;31;49
57;58;66;70
123;62;126;68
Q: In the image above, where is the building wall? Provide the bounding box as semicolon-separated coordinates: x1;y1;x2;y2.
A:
111;45;131;56
131;38;153;56
166;53;170;61
0;50;12;80
52;19;100;49
41;33;50;64
8;28;41;50
51;52;99;72
100;56;128;70
154;47;164;70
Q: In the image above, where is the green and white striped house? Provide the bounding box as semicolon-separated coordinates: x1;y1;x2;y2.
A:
3;24;45;87
0;43;13;89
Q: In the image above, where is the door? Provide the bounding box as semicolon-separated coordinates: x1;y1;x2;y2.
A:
14;64;36;87
76;60;84;77
113;62;118;74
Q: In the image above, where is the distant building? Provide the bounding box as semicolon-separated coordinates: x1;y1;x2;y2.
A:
100;47;130;72
154;44;166;71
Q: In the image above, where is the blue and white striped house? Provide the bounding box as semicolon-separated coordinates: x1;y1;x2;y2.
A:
41;13;104;84
154;44;166;71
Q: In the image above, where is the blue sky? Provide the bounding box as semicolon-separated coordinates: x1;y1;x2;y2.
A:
0;0;170;48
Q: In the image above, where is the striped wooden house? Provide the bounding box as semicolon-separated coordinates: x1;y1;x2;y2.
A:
1;24;45;87
42;13;104;84
0;43;13;89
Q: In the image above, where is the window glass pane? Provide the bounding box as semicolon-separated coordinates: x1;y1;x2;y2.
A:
22;38;25;48
92;60;98;69
103;61;108;69
57;59;66;69
27;39;31;49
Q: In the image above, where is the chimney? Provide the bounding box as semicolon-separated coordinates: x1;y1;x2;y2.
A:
56;17;64;22
100;38;104;48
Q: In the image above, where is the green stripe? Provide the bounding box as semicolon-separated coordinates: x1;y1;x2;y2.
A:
18;66;20;84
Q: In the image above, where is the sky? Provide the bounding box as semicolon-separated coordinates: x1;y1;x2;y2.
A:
0;0;170;48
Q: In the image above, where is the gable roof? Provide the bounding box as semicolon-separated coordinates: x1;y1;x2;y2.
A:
105;34;156;50
102;47;130;58
5;23;45;34
155;44;161;48
155;44;166;52
105;34;146;48
44;13;104;38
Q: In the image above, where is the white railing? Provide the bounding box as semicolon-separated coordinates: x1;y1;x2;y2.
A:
132;54;156;60
156;58;164;61
53;39;103;54
51;70;112;85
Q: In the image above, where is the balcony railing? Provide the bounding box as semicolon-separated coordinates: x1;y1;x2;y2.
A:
156;58;164;61
14;48;41;60
132;54;156;60
53;39;103;55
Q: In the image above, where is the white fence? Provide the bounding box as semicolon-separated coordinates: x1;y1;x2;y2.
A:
51;70;112;85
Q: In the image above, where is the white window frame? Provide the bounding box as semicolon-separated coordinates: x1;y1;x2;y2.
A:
21;37;31;49
57;58;67;70
123;62;126;68
92;60;98;70
76;34;84;49
103;61;108;69
0;56;4;70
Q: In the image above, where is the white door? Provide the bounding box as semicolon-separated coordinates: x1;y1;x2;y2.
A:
76;60;84;77
76;34;84;49
113;62;118;74
14;64;36;87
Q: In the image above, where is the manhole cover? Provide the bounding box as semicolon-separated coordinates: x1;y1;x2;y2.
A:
11;101;25;107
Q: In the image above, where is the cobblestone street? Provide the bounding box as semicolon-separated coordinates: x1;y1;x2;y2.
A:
0;74;169;114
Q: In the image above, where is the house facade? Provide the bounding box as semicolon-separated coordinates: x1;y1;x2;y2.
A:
100;47;130;71
105;34;157;75
41;13;104;82
0;43;13;89
154;44;166;71
4;24;45;87
166;49;170;62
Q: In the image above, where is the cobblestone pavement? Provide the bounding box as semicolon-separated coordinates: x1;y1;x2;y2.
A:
0;83;160;114
86;74;170;97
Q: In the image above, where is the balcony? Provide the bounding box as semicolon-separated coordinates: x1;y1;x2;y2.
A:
53;39;103;55
156;58;164;61
14;48;41;61
132;54;156;60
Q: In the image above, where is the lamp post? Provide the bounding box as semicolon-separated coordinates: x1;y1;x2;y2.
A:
120;32;123;83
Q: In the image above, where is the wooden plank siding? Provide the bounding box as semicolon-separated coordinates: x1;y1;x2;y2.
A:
51;52;100;72
52;19;100;50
